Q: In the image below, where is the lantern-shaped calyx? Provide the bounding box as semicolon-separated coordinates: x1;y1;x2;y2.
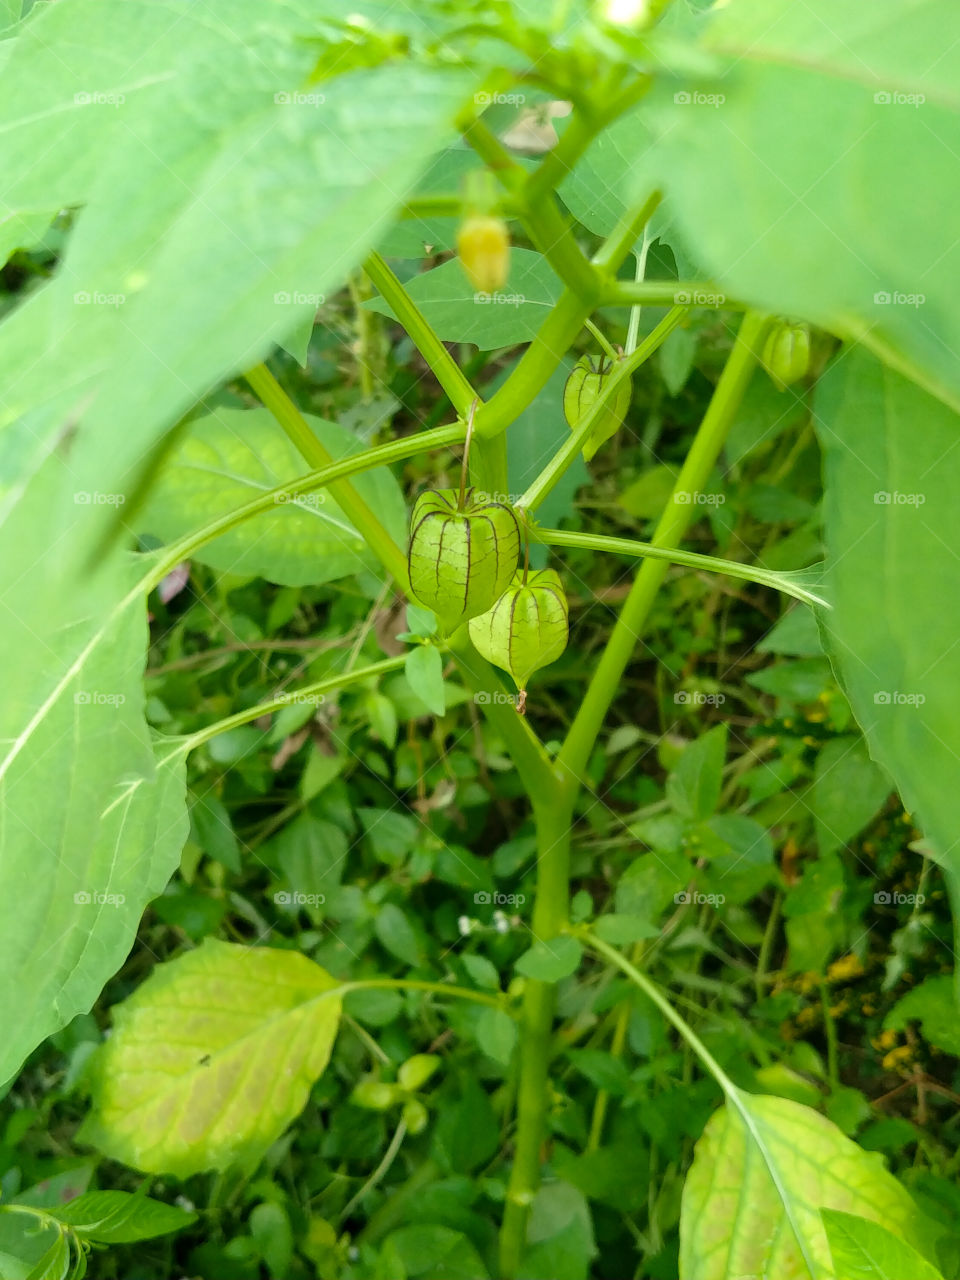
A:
408;489;520;635
468;569;569;711
563;354;631;460
761;320;811;389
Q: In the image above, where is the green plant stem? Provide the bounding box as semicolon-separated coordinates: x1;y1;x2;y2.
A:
755;890;782;1002
522;88;621;205
347;270;380;400
592;189;662;274
339;1117;408;1224
171;656;410;756
587;939;647;1151
556;310;771;791
577;929;737;1096
583;318;619;361
577;926;819;1278
244;362;408;585
518;306;688;511
143;421;466;594
363;252;477;416
476;289;588;438
399;195;518;219
475;194;661;440
625;230;652;356
357;1158;441;1245
820;981;840;1088
499;801;573;1278
532;528;829;609
602;280;740;307
459;114;600;301
342;977;507;1009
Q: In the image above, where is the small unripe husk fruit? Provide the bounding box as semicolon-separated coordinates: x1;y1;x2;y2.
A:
762;321;811;389
468;569;569;708
563;354;631;460
408;489;520;635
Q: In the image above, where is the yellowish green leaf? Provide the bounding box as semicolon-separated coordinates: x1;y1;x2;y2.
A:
81;940;343;1176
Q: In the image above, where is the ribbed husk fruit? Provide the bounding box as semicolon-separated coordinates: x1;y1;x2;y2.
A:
563;354;632;460
468;569;569;696
761;321;811;388
456;214;510;294
407;489;520;635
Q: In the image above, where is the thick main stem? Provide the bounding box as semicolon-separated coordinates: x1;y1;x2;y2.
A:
499;802;573;1278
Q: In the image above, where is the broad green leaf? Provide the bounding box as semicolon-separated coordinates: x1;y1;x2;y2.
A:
707;0;959;103
376;147;492;258
885;976;960;1055
404;645;446;717
23;1233;70;1280
374;903;424;968
139;407;407;586
377;1225;490;1280
462;954;500;991
667;724;727;821
0;1215;60;1280
0;0;330;500
520;1181;597;1280
189;788;241;874
592;914;660;945
757;607;823;658
357;807;418;866
267;814;348;915
659;326;697;396
278;310;315;367
681;1093;931;1280
81;940;343;1176
636;0;960;411
515;936;582;983
51;1190;196;1244
0;0;246;210
0;0;21;33
0;40;474;522
813;738;890;856
365;248;563;347
821;1209;945;1280
815;351;960;915
0;462;189;1085
0;209;52;267
701;815;776;905
476;1007;517;1065
557;105;697;274
783;851;845;974
615;846;689;923
250;1202;294;1280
